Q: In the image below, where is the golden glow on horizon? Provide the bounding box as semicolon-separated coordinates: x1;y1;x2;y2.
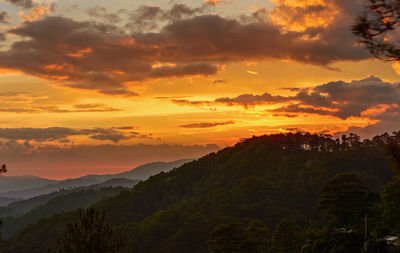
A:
0;0;399;178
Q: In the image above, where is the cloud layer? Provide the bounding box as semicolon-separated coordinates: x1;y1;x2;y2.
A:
0;126;149;143
0;1;370;95
174;76;400;136
5;0;34;9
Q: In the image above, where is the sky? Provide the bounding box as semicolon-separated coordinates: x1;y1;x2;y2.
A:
0;0;399;179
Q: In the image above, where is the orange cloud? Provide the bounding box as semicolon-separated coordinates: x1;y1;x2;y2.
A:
360;104;397;117
270;0;338;32
66;47;93;58
205;0;221;6
119;38;136;46
21;6;52;22
43;63;75;72
392;61;400;75
0;68;21;74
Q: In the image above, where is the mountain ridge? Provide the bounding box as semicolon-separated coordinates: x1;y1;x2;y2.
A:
0;159;194;200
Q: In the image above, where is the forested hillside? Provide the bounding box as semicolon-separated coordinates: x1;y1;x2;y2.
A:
2;132;400;253
1;187;124;239
0;189;83;218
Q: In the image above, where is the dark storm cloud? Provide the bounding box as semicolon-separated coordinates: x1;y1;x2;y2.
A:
0;2;370;95
179;121;235;128
0;16;220;95
0;127;79;142
126;3;209;32
285;76;400;119
148;14;367;65
173;76;400;135
172;92;292;108
89;133;131;143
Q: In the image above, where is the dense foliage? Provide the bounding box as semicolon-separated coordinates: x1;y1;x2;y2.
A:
0;188;92;218
1;187;123;239
1;132;400;253
50;208;126;253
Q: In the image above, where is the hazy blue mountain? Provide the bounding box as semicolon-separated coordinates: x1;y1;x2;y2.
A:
0;159;193;200
0;175;58;194
0;189;79;217
111;159;194;180
0;177;105;199
0;179;140;218
0;197;22;207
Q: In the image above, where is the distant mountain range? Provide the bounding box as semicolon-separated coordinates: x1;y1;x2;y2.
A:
0;175;58;194
0;197;22;207
0;159;193;200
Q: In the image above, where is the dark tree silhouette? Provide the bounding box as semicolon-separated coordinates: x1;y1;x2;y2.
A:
317;173;371;227
353;0;400;61
51;208;126;253
0;164;6;174
387;142;400;174
0;164;6;243
272;220;303;253
381;177;400;233
207;222;243;253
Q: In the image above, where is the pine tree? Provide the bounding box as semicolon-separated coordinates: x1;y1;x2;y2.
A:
353;0;400;61
0;164;6;174
51;208;126;253
0;164;6;243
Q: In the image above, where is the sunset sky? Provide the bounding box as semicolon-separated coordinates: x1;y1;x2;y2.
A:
0;0;399;178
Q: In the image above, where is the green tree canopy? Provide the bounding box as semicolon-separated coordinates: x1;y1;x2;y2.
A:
51;208;126;253
240;220;271;253
272;219;303;253
317;173;371;227
207;221;243;253
381;177;400;234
